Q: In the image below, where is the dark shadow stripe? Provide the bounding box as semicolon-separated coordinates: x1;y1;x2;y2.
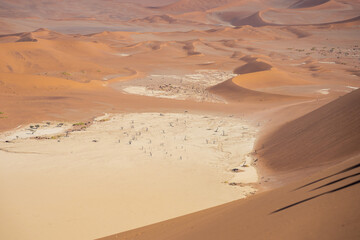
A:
272;180;360;214
310;172;360;191
294;163;360;191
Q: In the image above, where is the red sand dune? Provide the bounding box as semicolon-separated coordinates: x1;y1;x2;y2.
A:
231;11;274;27
232;10;360;28
261;1;360;26
232;68;312;91
224;1;360;27
208;78;301;103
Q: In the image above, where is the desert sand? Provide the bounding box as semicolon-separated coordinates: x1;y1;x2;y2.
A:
0;113;258;239
102;89;360;240
0;0;359;239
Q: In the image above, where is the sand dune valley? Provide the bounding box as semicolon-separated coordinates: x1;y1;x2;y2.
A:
0;0;359;239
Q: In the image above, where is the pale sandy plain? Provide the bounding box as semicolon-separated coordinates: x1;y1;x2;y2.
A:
0;112;258;239
0;0;359;240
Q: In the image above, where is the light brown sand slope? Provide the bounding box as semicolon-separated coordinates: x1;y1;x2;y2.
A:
232;68;312;90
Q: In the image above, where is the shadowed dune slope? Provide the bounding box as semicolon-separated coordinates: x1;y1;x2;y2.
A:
131;14;179;24
289;0;330;9
232;12;272;27
234;60;272;74
100;152;360;240
208;78;299;102
258;89;360;173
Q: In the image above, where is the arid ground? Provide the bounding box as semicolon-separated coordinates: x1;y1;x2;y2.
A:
0;0;359;239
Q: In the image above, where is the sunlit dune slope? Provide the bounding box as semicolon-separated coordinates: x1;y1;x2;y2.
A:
210;56;309;100
258;89;360;173
0;30;134;82
232;68;312;90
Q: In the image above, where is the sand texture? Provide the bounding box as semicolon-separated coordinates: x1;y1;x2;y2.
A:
0;113;258;239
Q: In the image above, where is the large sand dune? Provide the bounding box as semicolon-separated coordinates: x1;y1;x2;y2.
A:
258;88;360;176
232;68;313;92
208;78;303;103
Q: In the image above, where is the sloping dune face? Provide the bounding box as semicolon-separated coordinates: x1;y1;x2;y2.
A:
0;35;119;81
231;12;273;27
260;0;360;26
208;78;301;103
232;68;312;90
258;89;360;174
211;0;360;27
234;59;272;75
